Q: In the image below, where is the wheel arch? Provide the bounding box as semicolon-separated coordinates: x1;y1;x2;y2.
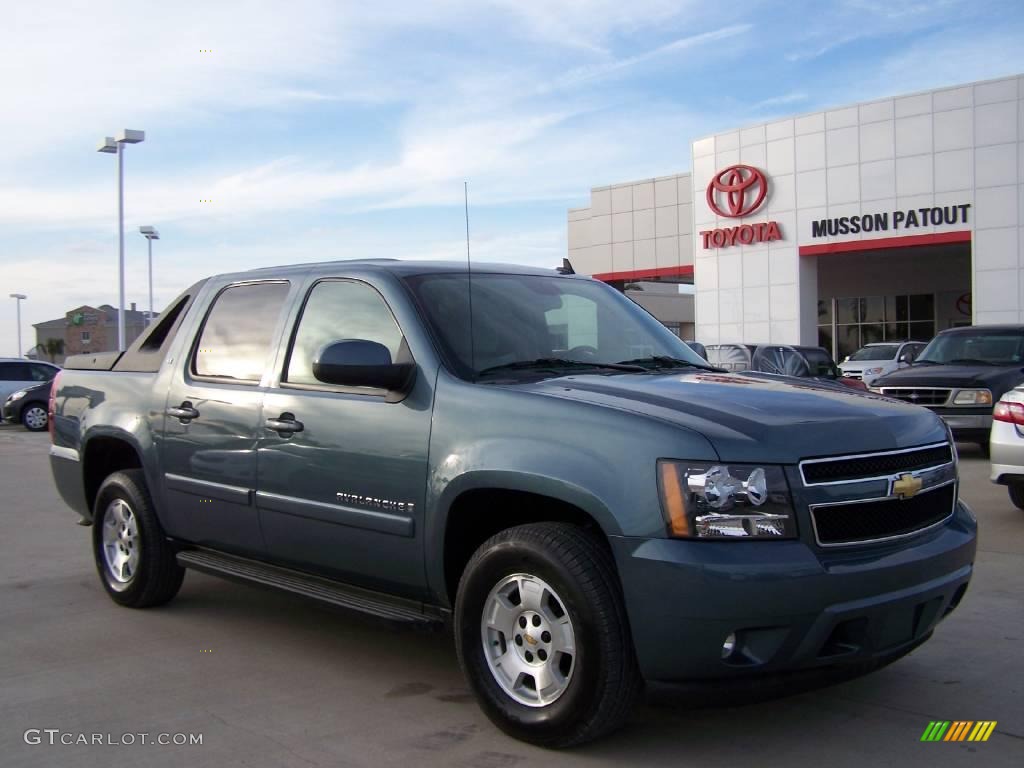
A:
81;430;147;520
434;470;622;607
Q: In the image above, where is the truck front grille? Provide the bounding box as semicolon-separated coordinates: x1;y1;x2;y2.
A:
876;387;951;406
801;443;953;484
811;483;956;546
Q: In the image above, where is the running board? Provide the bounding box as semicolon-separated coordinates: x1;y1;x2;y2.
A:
176;549;445;627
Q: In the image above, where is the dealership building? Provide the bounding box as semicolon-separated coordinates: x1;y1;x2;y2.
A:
567;74;1024;359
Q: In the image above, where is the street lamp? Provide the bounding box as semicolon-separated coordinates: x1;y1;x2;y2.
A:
97;128;145;350
9;294;26;358
139;226;160;324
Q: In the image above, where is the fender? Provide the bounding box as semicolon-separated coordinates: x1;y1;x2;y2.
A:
424;441;628;604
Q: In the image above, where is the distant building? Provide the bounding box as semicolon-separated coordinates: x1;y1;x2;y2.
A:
31;303;154;364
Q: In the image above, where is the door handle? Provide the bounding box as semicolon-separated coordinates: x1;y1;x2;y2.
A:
167;401;200;422
265;413;304;435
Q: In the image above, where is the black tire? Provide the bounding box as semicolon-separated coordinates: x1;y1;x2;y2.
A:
91;469;184;607
20;402;48;432
455;522;641;748
1009;483;1024;511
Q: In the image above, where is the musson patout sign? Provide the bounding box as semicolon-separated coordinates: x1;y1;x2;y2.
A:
701;164;782;248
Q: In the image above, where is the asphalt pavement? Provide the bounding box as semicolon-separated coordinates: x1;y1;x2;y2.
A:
1;424;1020;767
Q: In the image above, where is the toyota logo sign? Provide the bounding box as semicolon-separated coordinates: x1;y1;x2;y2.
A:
706;164;768;218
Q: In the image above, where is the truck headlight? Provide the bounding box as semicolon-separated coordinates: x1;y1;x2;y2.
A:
7;389;27;402
657;461;796;539
952;389;992;406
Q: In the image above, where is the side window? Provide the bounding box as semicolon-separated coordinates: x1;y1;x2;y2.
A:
193;282;290;381
0;363;18;379
13;363;33;381
29;364;56;382
285;280;404;387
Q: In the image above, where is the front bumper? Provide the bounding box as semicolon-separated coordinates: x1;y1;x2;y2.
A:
610;501;976;683
929;408;991;443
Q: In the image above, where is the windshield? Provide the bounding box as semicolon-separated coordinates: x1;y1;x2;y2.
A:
403;272;707;379
848;344;900;361
917;331;1024;365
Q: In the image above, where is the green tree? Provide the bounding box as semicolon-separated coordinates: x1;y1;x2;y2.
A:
43;337;64;363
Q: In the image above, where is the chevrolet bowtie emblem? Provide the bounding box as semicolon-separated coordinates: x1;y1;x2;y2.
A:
893;473;923;499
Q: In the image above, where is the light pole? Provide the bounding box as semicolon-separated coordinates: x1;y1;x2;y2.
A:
139;226;160;324
97;129;145;350
9;294;26;358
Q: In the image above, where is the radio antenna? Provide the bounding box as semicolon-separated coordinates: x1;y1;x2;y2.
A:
465;180;477;379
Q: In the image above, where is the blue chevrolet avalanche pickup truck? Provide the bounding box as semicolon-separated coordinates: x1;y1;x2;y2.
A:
47;260;976;747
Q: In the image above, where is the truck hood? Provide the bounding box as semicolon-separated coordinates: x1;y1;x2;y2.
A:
515;371;947;463
873;363;1024;391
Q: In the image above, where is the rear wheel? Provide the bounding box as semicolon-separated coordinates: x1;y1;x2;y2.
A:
21;402;48;432
455;522;640;748
1008;483;1024;511
92;470;184;607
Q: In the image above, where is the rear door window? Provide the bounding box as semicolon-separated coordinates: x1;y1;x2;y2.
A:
192;282;290;382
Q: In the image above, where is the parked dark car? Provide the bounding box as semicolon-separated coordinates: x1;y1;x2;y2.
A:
2;379;51;431
872;325;1024;451
684;340;706;360
0;358;60;403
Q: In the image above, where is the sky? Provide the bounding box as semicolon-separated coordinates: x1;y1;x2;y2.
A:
3;0;1024;356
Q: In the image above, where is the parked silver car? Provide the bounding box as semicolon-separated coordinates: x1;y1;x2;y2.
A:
0;359;60;403
839;341;927;386
990;385;1024;509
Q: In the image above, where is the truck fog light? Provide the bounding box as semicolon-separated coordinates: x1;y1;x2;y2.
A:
722;633;737;659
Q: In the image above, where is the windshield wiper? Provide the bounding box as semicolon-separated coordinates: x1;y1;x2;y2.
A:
477;358;646;376
615;355;725;373
911;359;943;365
947;358;997;366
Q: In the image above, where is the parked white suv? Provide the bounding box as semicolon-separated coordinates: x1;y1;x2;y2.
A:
839;341;927;386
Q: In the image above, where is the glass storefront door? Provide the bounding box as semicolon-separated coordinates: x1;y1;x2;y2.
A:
818;294;936;361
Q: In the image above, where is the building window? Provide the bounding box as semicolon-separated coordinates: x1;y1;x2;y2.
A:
81;331;91;344
661;322;682;338
818;294;935;361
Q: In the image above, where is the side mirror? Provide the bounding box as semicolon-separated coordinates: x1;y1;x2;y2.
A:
312;340;415;392
898;353;910;363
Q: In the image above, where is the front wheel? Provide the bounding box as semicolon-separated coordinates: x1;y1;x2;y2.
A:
455;523;640;748
21;402;48;432
92;470;185;607
1008;483;1024;510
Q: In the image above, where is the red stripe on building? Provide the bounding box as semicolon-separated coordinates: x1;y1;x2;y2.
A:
592;264;695;282
799;230;971;256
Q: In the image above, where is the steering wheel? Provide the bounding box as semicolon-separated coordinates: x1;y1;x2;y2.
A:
566;345;599;361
